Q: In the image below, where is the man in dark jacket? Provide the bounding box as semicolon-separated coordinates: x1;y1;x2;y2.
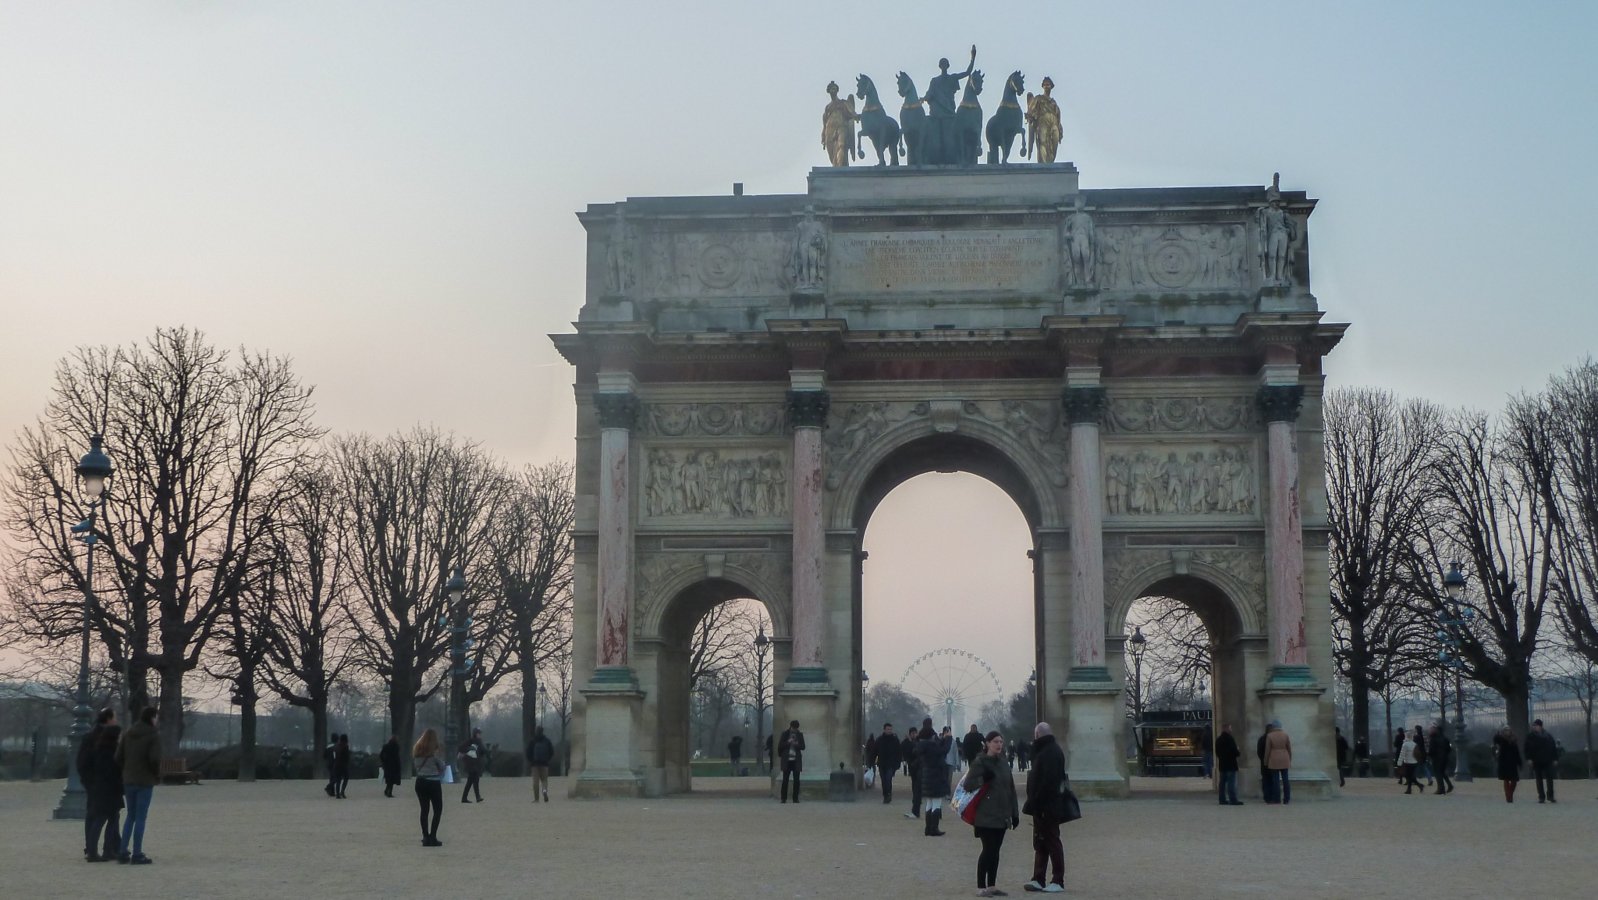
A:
1335;726;1350;787
960;724;984;767
1428;724;1453;795
903;726;923;818
778;720;805;803
458;728;487;803
527;726;555;802
1524;719;1558;803
868;723;901;804
1214;723;1242;805
1022;722;1067;892
379;735;402;798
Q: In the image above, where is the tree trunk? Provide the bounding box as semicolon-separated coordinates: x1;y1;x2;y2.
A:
1505;689;1531;751
1351;671;1370;751
238;697;258;782
312;700;329;780
157;667;185;753
519;630;538;776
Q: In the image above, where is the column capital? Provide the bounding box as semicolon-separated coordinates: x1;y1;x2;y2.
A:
594;392;640;430
1061;386;1108;425
1255;384;1304;423
786;389;831;429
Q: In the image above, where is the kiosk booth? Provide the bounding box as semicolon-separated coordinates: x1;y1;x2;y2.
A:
1133;710;1213;777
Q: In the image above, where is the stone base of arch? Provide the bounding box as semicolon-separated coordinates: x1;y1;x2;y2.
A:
775;681;839;801
572;674;647;798
1061;675;1131;799
1259;682;1338;800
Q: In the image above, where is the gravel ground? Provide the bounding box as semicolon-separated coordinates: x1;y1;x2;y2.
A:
3;774;1593;898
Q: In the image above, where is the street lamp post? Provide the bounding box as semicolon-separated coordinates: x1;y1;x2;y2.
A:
54;434;112;821
1127;625;1148;777
442;568;471;751
754;626;771;774
1440;562;1475;783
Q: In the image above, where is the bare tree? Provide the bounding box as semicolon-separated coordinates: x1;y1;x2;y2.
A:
335;428;505;750
1324;388;1443;751
1411;409;1559;743
473;461;573;770
2;327;321;748
1544;643;1597;779
688;600;761;693
257;460;355;777
1538;362;1598;669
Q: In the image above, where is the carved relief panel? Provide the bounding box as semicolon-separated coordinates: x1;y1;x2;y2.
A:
645;230;792;298
824;397;1067;490
643;447;789;519
1104;396;1260;434
643;402;786;437
1103;442;1258;517
1094;224;1248;291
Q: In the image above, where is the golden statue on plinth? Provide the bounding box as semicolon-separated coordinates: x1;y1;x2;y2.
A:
1025;76;1062;164
822;81;858;167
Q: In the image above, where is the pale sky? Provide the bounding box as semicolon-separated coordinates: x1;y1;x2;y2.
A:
3;2;1595;698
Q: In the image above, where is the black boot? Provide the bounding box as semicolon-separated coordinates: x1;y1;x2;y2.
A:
927;808;945;836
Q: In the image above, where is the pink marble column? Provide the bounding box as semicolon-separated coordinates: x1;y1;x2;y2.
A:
786;389;830;680
1063;387;1109;679
594;392;639;670
1258;385;1308;673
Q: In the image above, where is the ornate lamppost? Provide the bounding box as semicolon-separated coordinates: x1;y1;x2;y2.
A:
1440;562;1475;782
54;434;112;820
753;626;771;774
1127;625;1148;776
442;568;471;751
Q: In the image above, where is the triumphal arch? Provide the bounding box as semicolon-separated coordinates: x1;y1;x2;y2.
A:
553;161;1346;799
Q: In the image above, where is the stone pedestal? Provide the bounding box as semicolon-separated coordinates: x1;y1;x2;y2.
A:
776;683;839;800
1259;682;1336;799
573;670;646;798
1060;680;1128;799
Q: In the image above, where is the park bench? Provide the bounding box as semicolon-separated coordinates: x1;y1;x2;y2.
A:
159;757;200;785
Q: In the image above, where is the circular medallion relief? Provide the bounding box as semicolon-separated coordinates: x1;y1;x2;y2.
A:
1148;240;1197;288
698;243;740;289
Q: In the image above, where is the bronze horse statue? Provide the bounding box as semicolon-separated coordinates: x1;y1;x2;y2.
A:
985;70;1026;164
854;74;902;166
895;71;926;165
955;70;984;167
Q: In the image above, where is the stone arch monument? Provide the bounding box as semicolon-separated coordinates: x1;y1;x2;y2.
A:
552;164;1346;798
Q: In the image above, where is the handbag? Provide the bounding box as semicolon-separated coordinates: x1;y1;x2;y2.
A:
863;766;876;788
441;764;455;784
1058;779;1082;823
959;783;989;825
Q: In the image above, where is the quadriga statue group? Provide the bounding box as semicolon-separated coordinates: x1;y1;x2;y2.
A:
822;45;1063;168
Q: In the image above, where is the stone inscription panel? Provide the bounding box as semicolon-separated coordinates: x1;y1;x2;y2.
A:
832;229;1056;294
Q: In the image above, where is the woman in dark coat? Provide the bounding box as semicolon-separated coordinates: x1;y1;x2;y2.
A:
1493;726;1523;803
380;735;402;798
962;730;1020;897
83;725;123;862
333;734;352;799
917;722;953;837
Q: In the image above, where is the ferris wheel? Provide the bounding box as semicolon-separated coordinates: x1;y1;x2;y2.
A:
900;648;1006;731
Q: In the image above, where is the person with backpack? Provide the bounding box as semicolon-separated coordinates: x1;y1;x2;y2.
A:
526;725;555;802
458;727;487;803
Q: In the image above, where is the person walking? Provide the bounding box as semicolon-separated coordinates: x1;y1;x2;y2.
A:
1428;725;1454;795
1524;718;1558;803
1214;723;1243;806
527;726;555;802
114;707;161;865
943;725;962;793
1256;726;1276;804
962;730;1020;898
904;723;924;819
1021;722;1066;893
82;724;123;863
868;722;901;804
379;735;402;798
458;727;487;803
778;719;806;803
1393;730;1406;785
1335;727;1350;788
1398;730;1421;794
919;722;953;836
333;733;352;799
1412;725;1432;786
77;707;116;861
1015;739;1029;772
1493;726;1523;803
412;728;446;846
728;734;743;776
1263;720;1292;804
324;733;340;797
961;724;984;767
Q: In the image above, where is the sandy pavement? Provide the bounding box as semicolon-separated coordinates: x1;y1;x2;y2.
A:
3;774;1593;899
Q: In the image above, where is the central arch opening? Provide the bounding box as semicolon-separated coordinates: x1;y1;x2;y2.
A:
853;433;1043;762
